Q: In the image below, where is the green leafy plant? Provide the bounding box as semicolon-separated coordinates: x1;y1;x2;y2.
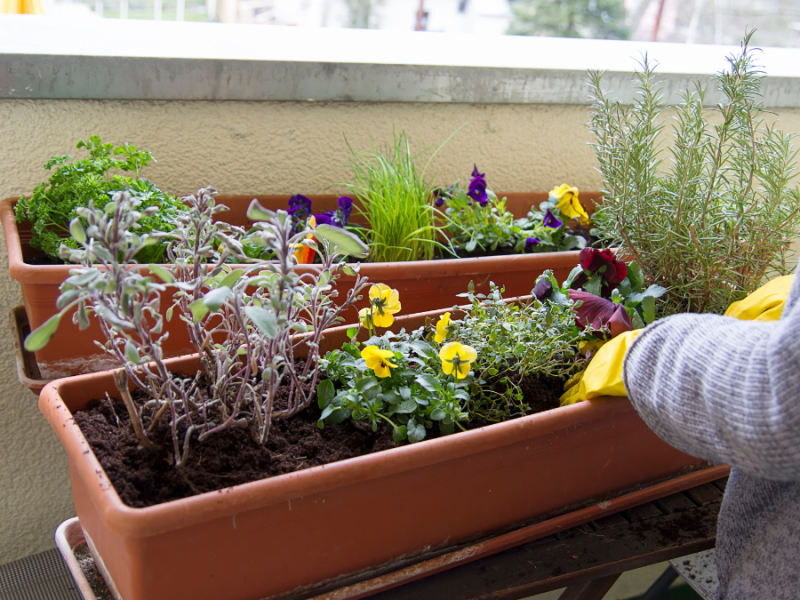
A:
15;136;184;263
319;327;471;443
450;280;587;422
588;32;800;315
442;171;589;255
26;187;370;465
440;165;517;254
341;130;453;262
513;193;588;254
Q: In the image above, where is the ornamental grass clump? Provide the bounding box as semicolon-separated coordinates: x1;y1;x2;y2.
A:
588;32;800;315
26;187;370;466
341;130;450;262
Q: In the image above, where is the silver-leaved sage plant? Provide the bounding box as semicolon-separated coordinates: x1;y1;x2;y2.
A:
27;187;370;466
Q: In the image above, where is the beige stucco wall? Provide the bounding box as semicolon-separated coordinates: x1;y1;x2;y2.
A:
1;99;799;564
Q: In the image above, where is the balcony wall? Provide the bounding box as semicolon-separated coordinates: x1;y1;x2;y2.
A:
2;15;800;563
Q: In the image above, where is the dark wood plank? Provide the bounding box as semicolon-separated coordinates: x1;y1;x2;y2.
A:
684;483;724;507
371;491;722;600
558;574;621;600
624;502;663;522
589;512;629;531
713;477;729;492
655;493;696;514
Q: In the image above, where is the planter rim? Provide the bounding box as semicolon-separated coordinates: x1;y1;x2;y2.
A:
2;196;584;285
40;365;631;539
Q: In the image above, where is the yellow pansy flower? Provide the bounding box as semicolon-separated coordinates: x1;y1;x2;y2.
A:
434;312;451;344
368;283;401;328
359;307;373;328
550;184;590;226
361;345;397;378
439;341;477;380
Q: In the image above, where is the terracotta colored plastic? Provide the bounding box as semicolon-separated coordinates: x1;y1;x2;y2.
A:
10;305;51;395
55;464;729;600
3;193;598;379
39;326;704;600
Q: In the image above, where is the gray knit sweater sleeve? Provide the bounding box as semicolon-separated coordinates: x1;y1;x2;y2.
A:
623;277;800;481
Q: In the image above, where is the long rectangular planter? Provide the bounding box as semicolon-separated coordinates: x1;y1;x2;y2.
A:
3;192;597;379
39;312;705;600
55;463;729;600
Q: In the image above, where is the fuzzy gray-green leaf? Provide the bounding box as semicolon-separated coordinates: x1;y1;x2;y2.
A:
25;313;61;351
245;306;278;339
313;224;369;259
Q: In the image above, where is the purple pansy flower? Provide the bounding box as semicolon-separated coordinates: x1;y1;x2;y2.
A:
468;164;489;207
312;213;335;226
569;290;633;339
542;208;563;229
432;187;447;208
288;194;312;219
313;196;354;229
288;194;312;232
337;196;353;225
533;278;553;301
525;237;540;252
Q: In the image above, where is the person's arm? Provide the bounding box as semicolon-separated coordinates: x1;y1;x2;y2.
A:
623;304;800;481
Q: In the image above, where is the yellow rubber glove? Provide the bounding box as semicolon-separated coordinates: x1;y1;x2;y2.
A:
560;274;794;405
724;275;793;322
561;330;640;406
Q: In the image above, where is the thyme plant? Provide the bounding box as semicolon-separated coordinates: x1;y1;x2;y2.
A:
452;281;587;422
588;32;800;315
27;188;370;466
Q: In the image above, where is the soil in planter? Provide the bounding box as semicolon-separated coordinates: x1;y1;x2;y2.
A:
74;542;115;600
467;373;564;427
74;394;397;508
73;368;565;508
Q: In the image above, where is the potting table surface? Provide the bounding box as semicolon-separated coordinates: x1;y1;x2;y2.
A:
1;476;727;600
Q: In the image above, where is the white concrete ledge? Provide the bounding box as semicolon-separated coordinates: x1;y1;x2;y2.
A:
2;14;800;106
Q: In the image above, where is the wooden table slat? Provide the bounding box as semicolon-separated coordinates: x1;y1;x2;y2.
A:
713;477;729;492
684;483;724;507
624;502;663;522
654;492;697;514
588;512;629;531
371;487;721;600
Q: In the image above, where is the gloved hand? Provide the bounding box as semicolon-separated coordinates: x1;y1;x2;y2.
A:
560;275;794;405
724;275;793;322
560;330;640;406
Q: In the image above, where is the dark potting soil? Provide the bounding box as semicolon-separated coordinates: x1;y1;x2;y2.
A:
467;373;564;428
73;372;565;508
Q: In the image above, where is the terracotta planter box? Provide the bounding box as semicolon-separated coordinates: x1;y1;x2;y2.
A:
39;308;704;600
2;193;598;379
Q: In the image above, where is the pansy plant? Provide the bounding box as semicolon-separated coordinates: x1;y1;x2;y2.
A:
319;316;472;443
512;184;589;253
441;165;518;254
564;248;667;329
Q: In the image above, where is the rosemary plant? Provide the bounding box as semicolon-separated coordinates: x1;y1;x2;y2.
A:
588;32;800;315
27;188;369;466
